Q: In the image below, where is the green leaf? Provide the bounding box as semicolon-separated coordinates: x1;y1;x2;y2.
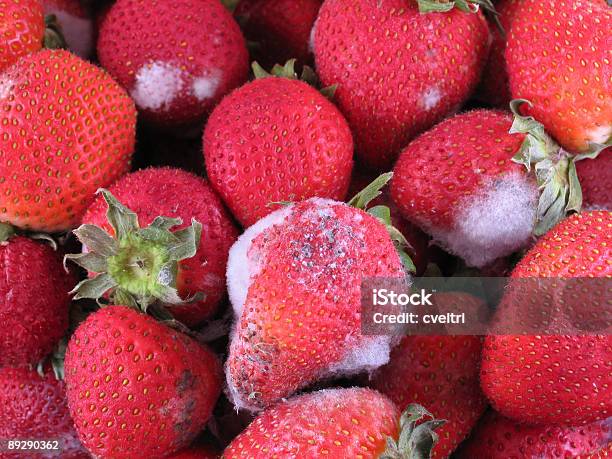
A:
73;224;118;257
367;205;392;225
99;189;139;240
300;65;319;86
348;172;393;210
252;61;271;79
566;160;583;213
320;84;338;100
70;273;117;301
64;252;108;273
0;222;15;243
417;0;456;13
270;59;298;79
166;219;202;261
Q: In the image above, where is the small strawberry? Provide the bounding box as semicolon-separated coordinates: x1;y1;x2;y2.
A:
64;305;222;459
455;410;612;459
234;0;322;68
0;0;44;72
0;226;75;366
481;210;611;425
312;0;491;170
0;365;89;459
576;147;611;210
203;60;353;227
225;175;412;411
42;0;95;59
370;293;488;459
98;0;249;127
0;49;137;232
506;0;611;153
223;388;445;459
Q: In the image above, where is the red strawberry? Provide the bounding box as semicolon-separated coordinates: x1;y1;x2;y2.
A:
234;0;322;68
203;64;353;227
481;211;612;425
64;305;222;459
0;49;136;232
223;388;445;458
225;184;407;410
42;0;95;59
0;229;75;366
67;168;238;327
312;0;490;170
455;410;612;459
370;293;489;459
0;365;89;459
576;147;611;210
0;0;44;72
98;0;249;127
506;0;611;153
169;445;218;459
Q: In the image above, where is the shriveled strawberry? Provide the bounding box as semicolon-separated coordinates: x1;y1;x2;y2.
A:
312;0;490;170
224;388;445;459
0;365;89;459
204;62;353;227
481;211;612;425
234;0;322;68
506;0;611;152
0;228;75;366
0;0;44;72
455;410;611;459
64;305;222;459
42;0;94;59
98;0;249;127
370;293;488;459
0;49;136;232
576;147;611;210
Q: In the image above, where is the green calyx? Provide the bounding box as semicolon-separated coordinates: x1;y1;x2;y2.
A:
43;14;68;50
252;59;338;99
509;99;604;236
381;404;446;459
417;0;497;14
220;0;240;12
0;222;58;249
0;222;16;243
348;173;417;274
65;189;203;312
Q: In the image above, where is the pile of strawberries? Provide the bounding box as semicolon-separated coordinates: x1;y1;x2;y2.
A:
0;0;610;458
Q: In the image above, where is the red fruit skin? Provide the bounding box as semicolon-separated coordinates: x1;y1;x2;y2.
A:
234;0;322;68
64;306;222;459
42;0;95;59
204;77;354;227
169;445;218;459
481;211;612;425
0;236;74;366
506;0;611;153
223;388;400;458
97;0;249;127
455;410;611;459
0;0;43;72
313;0;490;170
82;167;239;326
576;147;611;210
476;0;522;108
0;366;90;459
0;49;136;232
370;293;488;459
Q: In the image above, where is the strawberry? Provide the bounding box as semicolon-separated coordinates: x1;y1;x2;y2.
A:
455;410;612;459
98;0;249;127
223;388;445;458
203;61;353;227
0;227;75;366
42;0;95;59
234;0;322;68
225;176;411;411
0;49;136;232
0;0;44;72
506;0;611;153
481;210;611;425
74;168;239;326
576;147;611;210
312;0;490;170
0;365;89;459
370;293;488;459
64;305;222;459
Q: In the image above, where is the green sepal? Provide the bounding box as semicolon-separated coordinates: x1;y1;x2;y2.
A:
36;338;67;381
348;172;393;210
417;0;497;14
252;60;338;100
43;14;68;50
0;223;15;243
220;0;240;12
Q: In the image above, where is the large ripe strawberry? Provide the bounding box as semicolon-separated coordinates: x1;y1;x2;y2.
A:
224;388;445;458
506;0;611;153
312;0;490;170
42;0;94;59
234;0;322;68
455;410;611;459
0;227;75;366
0;49;136;232
64;305;222;459
370;293;489;459
74;168;239;327
577;147;611;210
0;0;44;72
203;61;353;227
98;0;249;127
225;176;412;411
481;210;611;425
0;365;89;459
